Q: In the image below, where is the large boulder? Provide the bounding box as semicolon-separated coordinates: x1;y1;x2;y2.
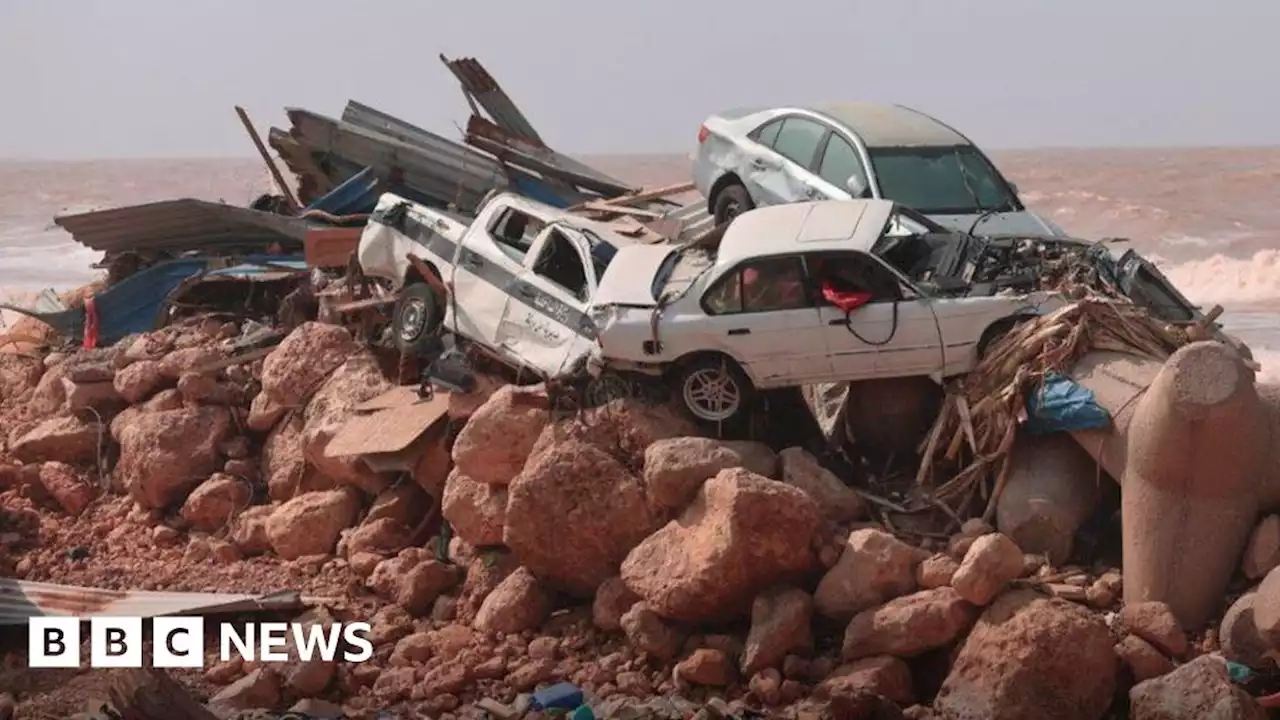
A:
300;352;395;494
259;322;358;407
741;586;814;677
441;469;507;548
112;359;166;404
1128;655;1266;720
778;447;865;522
115;406;232;508
9;415;101;464
263;412;319;501
933;590;1116;720
815;528;926;619
621;468;821;622
643;437;778;512
25;363;68;418
266;489;362;560
529;398;700;469
505;440;658;596
451;384;550;485
842;587;976;661
473;567;554;634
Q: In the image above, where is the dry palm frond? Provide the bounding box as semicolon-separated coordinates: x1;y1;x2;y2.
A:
916;278;1192;518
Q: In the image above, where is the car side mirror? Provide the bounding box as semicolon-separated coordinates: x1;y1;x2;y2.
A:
845;175;867;197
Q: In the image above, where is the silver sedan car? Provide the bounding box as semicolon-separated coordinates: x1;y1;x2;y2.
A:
693;102;1065;237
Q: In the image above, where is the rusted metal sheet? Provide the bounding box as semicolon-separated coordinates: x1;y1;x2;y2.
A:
440;55;545;146
304;226;363;269
0;579;307;625
326;387;450;458
54;199;311;255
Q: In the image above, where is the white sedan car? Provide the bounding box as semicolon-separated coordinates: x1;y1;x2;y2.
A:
588;200;1068;424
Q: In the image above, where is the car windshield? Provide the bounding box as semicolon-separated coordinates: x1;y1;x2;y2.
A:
867;145;1020;215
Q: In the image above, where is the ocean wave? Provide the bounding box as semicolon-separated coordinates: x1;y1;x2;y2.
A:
1155;249;1280;305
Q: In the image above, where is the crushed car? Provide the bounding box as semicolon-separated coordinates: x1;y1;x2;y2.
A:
693;101;1066;237
356;189;653;379
585;199;1231;425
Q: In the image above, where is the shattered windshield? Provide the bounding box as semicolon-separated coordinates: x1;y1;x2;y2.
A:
868;145;1021;216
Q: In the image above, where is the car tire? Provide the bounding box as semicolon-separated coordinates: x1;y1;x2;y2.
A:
977;315;1033;360
674;355;755;424
392;282;444;355
712;183;754;226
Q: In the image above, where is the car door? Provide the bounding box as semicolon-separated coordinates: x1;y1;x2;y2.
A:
698;255;832;386
449;205;544;348
496;226;598;376
809;251;944;380
747;116;829;207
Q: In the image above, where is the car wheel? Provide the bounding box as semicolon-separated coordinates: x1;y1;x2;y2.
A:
713;183;754;226
977;315;1032;360
392;282;444;355
675;356;754;423
584;371;634;408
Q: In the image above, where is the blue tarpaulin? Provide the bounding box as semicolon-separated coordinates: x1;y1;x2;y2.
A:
1024;372;1111;435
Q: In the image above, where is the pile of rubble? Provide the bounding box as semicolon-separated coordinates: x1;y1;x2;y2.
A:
2;306;1280;720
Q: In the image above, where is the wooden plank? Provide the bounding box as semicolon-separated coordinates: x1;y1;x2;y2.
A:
325;393;450;457
578;202;664;219
235;106;299;212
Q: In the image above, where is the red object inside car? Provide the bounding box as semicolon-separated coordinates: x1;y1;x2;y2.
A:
822;281;873;313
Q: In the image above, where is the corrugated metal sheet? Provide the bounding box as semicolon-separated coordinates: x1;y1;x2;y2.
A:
54;199;312;255
441;55;545;146
0;578;307;625
465;115;633;198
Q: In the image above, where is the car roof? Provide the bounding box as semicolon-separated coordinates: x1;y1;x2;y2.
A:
715;200;897;269
807;102;970;148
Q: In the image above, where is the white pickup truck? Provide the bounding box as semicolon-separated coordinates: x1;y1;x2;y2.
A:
356;191;649;378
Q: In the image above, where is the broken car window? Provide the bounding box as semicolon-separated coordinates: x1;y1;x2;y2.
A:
811;253;904;302
867;145;1018;215
532;230;590;302
488;208;545;261
772;118;827;168
704;257;811;315
818;134;870;195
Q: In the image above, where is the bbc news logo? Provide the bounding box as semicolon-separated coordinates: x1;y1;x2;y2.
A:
28;617;373;668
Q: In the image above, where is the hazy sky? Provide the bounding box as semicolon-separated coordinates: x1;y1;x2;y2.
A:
2;0;1277;159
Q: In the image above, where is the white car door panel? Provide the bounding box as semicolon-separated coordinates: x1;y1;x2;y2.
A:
705;309;831;387
497;230;597;377
817;304;879;380
451;238;516;348
872;300;945;376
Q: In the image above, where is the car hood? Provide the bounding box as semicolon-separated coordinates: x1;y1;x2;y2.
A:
927;210;1066;237
593;244;676;308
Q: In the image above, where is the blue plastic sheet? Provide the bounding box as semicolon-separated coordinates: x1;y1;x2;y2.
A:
1024;372;1111;435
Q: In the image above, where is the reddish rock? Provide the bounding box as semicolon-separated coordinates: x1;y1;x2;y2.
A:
345;518;412;558
451;384;550;486
248;391;288;432
0;353;43;402
300;352;395;494
10;414;102;464
1219;592;1271;667
441;470;507;548
116;406;231;508
61;378;122;413
742;586;814;677
25;363;67;417
396;560;461;616
37;461;97;516
506;439;660;596
818;656;915;707
1119;601;1189;657
677;648;736;686
1116;635;1174;682
366;483;430;526
918;553;960;589
411;430;451;497
262;413;318;501
643;436;778;512
748;668;783;705
367;550;431;600
621;468;821;623
266;488;362;560
593;576;640;632
390;632;433;665
620;602;685;661
842;587;977;661
260;322;358;406
815;528;925;619
529;398;701;469
419;663;468;697
180;474;251;531
779;447;865;522
933;590;1116;720
473;567;554;634
229;505;275;555
510;658;557;692
1129;655;1266;720
1244;515;1280;579
208;668;281;712
951;533;1025;606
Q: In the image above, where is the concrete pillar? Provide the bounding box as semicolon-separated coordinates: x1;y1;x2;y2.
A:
1120;341;1266;629
996;432;1103;566
1256;383;1280;509
1066;351;1162;482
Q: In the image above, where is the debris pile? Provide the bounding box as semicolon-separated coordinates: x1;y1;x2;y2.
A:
2;301;1280;719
